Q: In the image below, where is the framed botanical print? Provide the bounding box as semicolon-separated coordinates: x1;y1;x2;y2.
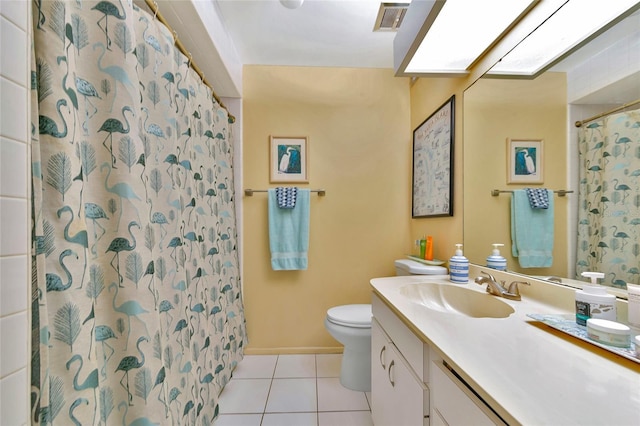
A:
412;96;455;218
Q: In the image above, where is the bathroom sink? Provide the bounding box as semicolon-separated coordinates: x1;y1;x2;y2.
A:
399;283;515;318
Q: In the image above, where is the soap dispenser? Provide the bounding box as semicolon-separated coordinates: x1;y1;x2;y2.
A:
449;244;469;284
575;271;616;325
486;243;507;271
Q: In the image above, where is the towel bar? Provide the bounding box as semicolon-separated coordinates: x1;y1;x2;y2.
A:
491;189;573;197
245;188;326;196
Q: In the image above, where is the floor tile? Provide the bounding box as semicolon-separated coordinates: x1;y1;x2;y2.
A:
317;378;370;412
316;354;341;377
218;379;271;414
274;354;316;378
231;355;277;379
262;412;317;426
318;411;373;426
214;413;262;426
266;378;317;413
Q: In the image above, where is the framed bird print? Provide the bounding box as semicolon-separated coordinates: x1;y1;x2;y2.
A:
269;136;308;183
507;138;544;184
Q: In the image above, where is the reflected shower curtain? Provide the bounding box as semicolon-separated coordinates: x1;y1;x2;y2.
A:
31;1;246;424
576;108;640;288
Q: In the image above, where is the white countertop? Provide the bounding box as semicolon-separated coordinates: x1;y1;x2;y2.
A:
370;269;640;426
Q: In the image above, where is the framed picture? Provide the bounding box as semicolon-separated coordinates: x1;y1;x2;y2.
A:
270;136;308;183
507;138;543;184
412;96;455;218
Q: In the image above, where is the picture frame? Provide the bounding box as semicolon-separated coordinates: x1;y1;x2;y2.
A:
269;136;308;183
412;95;455;218
507;138;543;184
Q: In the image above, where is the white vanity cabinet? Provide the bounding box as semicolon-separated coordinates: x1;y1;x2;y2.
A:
371;295;429;426
372;293;503;426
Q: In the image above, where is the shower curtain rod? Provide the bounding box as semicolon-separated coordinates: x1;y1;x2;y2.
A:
574;98;640;128
143;0;236;123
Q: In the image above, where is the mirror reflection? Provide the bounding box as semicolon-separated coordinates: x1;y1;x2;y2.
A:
463;10;640;290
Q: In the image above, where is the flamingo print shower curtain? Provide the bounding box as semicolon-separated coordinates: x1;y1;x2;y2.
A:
31;1;246;424
576;108;640;288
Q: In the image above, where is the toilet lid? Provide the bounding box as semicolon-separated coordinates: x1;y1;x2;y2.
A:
395;259;448;275
327;304;372;328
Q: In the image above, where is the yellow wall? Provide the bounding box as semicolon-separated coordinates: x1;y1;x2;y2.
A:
463;72;569;276
408;78;469;261
242;66;412;353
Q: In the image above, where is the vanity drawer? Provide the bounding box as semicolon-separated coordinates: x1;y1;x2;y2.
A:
431;360;505;426
372;294;427;380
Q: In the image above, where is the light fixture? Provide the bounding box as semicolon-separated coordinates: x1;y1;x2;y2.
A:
395;0;537;76
280;0;304;9
488;0;640;77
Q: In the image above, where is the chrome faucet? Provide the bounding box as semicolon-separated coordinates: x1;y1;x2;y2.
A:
474;271;530;301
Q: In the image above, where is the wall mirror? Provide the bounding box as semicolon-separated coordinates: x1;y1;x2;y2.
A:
463;7;640;292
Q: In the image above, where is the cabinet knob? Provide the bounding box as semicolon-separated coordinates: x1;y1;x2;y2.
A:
379;345;386;369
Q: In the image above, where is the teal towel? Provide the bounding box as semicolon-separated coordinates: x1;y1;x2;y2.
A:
268;189;310;270
511;189;554;268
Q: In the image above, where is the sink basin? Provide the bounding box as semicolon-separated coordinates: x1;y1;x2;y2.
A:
399;283;515;318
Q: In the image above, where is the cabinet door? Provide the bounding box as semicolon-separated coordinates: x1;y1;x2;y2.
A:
387;343;428;426
371;319;393;426
372;319;428;426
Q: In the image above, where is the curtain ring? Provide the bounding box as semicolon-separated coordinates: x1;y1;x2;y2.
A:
172;29;178;44
187;52;193;68
153;1;159;20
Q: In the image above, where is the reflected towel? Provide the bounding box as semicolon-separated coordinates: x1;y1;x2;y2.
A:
511;189;554;268
269;189;310;270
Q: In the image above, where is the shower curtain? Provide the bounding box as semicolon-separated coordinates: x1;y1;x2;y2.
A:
576;108;640;288
31;1;246;424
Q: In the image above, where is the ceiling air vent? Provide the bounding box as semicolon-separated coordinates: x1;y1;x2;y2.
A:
374;3;409;32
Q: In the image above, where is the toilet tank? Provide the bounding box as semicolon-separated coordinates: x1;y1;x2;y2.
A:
395;259;447;276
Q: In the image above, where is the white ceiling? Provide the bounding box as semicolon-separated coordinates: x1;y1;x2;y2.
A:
212;0;399;68
146;1;638;102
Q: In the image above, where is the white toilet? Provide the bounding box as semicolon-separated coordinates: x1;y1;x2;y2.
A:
324;259;448;392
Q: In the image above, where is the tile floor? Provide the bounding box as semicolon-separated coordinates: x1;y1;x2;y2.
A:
214;354;373;426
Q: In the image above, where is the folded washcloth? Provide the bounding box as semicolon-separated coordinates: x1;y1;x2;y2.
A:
526;188;549;209
268;189;310;270
511;189;554;268
276;187;297;209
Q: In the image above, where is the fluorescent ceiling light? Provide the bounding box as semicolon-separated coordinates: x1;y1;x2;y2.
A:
404;0;536;74
489;0;640;77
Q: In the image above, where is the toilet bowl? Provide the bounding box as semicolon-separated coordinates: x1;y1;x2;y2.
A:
324;304;372;391
324;259;448;392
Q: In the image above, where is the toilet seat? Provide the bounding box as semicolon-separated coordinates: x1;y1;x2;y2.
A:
327;304;371;328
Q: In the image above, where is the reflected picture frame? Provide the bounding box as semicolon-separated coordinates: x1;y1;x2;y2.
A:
507;138;544;184
270;136;309;183
412;96;455;218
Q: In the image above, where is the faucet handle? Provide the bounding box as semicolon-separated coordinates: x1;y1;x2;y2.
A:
507;280;530;297
478;270;497;282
